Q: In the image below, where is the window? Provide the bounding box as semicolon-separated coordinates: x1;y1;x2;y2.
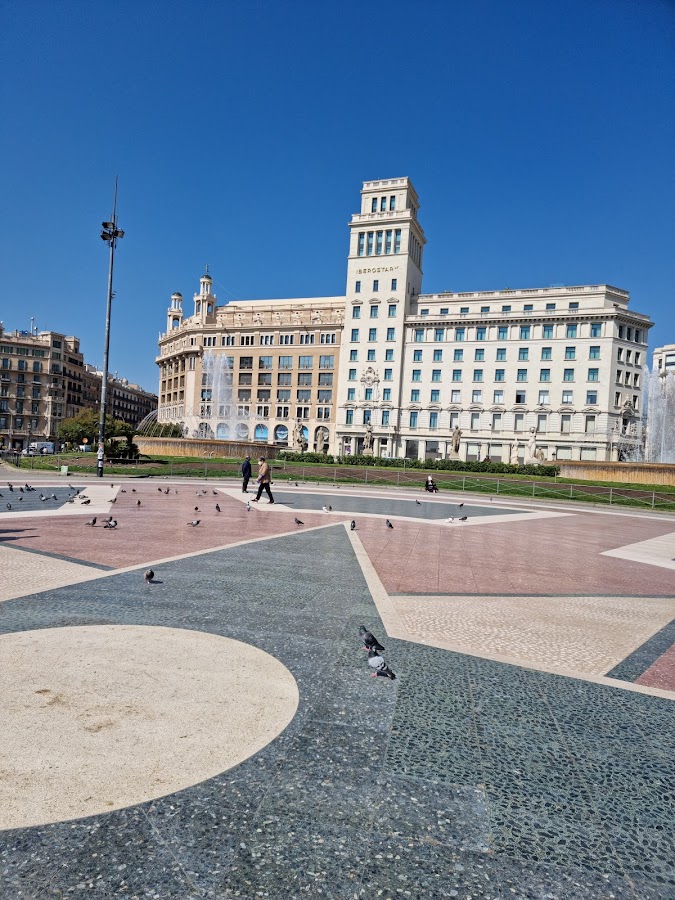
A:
412;369;421;382
258;373;272;386
364;388;373;401
538;390;550;405
460;307;469;314
409;411;418;428
543;324;553;339
470;412;480;431
421;309;429;316
430;389;440;402
297;390;311;402
562;390;573;404
278;356;292;369
348;368;357;381
585;415;596;433
546;303;556;311
523;304;533;312
514;412;525;430
386;327;395;341
540;369;551;382
618;326;624;338
493;389;504;404
383;388;391;401
518;348;529;361
371;198;378;213
566;324;578;338
454;349;464;361
476;327;486;340
452;370;462;382
388;304;396;317
349;349;358;362
519;326;531;340
433;349;443;362
367;349;375;361
413;349;422;362
259;356;272;369
587;368;599;382
351;329;359;342
432;369;441;382
563;369;575;382
297;372;312;385
373;280;379;292
368;328;377;341
472;389;482;403
370;305;379;318
277;390;290;401
346;409;353;425
498;326;508;340
451;389;461;403
319;355;334;368
586;391;598;405
492;412;502;431
355;280;361;293
515;391;526;405
541;347;552;360
278;372;291;385
561;414;571;433
429;411;438;429
475;348;485;361
516;369;527;382
352;306;361;319
381;409;390;426
240;356;253;369
376;232;383;255
414;328;424;342
347;388;355;401
480;306;490;314
455;328;465;341
501;304;511;313
590;323;602;337
384;368;392;381
394;229;401;252
536;414;548;433
317;407;331;419
410;389;420;402
569;302;579;310
279;334;294;345
589;346;600;359
391;278;397;290
496;348;506;361
564;347;576;360
299;355;313;369
615;392;622;407
385;349;393;361
473;369;483;382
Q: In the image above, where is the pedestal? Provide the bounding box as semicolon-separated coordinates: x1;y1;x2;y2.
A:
362;448;374;457
447;450;460;460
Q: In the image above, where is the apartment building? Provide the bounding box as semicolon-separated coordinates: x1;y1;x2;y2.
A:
157;178;653;462
0;328;84;450
82;364;157;427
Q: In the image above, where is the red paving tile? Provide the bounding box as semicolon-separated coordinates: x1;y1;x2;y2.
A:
3;489;342;568
636;643;675;692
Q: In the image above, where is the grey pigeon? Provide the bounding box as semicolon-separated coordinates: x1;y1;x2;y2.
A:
386;519;393;529
459;516;468;522
328;505;332;511
120;489;126;493
6;503;11;510
213;491;218;495
132;488;136;492
18;496;23;501
85;517;97;526
416;500;421;505
51;494;57;500
136;500;141;506
110;497;116;503
458;503;464;508
215;503;221;512
157;487;163;492
359;625;385;653
194;506;199;511
104;519;117;529
144;569;154;583
246;501;251;511
19;487;24;492
82;498;91;505
368;648;396;680
350;520;356;530
0;493;3;497
188;519;200;526
164;488;170;494
8;485;13;492
294;518;304;525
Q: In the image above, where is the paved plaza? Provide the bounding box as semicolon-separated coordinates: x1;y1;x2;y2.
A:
0;471;674;898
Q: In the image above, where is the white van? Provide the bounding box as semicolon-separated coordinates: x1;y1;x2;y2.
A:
29;442;55;454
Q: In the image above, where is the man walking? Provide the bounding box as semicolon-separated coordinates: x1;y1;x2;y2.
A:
252;457;274;503
241;454;252;493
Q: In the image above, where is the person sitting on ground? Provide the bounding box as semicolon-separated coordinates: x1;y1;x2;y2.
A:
425;475;438;493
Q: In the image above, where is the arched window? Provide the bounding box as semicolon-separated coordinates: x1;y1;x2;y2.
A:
254;424;269;441
216;423;230;439
274;424;288;444
235;423;249;440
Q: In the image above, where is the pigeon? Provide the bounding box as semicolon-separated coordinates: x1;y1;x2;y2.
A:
110;484;114;488
19;486;24;493
157;487;163;492
164;488;170;494
294;518;304;525
215;503;221;512
295;482;299;487
386;519;393;529
6;503;11;510
0;493;3;497
459;516;468;522
82;498;91;505
18;496;23;501
136;500;141;506
39;494;46;501
322;505;329;512
416;500;421;505
446;517;454;523
368;648;396;680
188;519;201;526
8;484;13;492
246;501;251;511
328;505;332;511
194;506;199;511
458;503;464;508
51;494;57;500
132;488;136;493
359;625;385;653
144;569;154;583
213;491;218;495
120;489;127;493
67;498;75;503
350;520;356;531
104;519;117;529
110;497;116;503
85;517;97;526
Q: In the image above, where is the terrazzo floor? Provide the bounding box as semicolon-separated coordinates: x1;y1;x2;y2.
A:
0;477;673;899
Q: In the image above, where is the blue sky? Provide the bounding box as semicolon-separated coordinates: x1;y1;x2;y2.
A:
2;0;673;393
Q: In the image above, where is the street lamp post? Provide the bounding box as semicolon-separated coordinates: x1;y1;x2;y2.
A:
97;179;124;478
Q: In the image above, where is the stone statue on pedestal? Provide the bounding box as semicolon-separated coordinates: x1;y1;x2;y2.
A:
509;442;519;465
363;423;374;454
450;426;462;455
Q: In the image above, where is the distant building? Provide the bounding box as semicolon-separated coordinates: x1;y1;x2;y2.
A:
0;327;83;451
156;177;654;462
653;343;675;374
645;344;675;464
82;365;158;428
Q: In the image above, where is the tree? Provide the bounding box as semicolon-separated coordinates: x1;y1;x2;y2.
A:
57;409;117;447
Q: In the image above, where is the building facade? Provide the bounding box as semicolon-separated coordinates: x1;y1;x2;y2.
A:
157;178;654;462
0;328;84;450
82;365;158;428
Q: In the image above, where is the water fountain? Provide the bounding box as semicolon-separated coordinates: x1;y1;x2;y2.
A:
645;367;675;463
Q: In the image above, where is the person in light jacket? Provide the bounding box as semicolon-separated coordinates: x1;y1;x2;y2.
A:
251;457;274;503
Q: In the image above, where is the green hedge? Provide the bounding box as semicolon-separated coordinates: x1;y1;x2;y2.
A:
276;450;559;477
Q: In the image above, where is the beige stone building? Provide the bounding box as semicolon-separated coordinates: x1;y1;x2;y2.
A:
82;365;157;428
0;328;84;450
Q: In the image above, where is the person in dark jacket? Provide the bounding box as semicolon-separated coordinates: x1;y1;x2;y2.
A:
241;455;252;493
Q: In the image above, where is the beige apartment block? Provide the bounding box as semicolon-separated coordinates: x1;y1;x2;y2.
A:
81;364;157;428
157;272;344;451
157;178;654;462
0;328;84;450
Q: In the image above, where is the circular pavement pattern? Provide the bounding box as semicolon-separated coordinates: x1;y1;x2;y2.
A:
0;625;299;830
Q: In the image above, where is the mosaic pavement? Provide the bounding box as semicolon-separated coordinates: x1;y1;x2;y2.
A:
0;476;673;898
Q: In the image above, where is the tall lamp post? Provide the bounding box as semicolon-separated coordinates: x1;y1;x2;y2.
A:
97;180;124;478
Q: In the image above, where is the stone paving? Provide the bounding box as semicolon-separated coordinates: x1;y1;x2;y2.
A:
0;478;673;898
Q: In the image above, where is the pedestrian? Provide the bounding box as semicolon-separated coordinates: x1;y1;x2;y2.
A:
425;475;438;493
251;457;274;504
241;454;252;493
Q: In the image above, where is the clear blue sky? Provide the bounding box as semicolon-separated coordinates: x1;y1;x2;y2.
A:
2;0;673;393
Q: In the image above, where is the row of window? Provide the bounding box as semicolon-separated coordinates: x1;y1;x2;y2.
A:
0;416;41;430
386;346;605;363
411;323;603;342
0;346;47;357
357;229;402;257
1;359;44;372
236;355;335;370
215;333;337;348
344;407;605;434
370;195;397;213
354;280;397;295
405;388;604;406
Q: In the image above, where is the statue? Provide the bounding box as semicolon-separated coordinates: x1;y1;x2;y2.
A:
363;422;373;451
294;420;306;451
315;426;329;451
509;442;519;465
451;426;462;454
527;426;537;461
536;448;545;462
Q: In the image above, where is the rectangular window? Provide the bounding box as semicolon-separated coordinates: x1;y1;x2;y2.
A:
376;231;383;255
384;368;393;381
429;411;438;429
536;414;547;433
296;390;311;402
430;389;440;402
351;329;359;342
514;411;525;430
569;302;579;310
496;348;506;361
277;372;291;385
454;349;464;361
563;369;574;382
460;307;469;314
516;369;527;382
476;327;486;340
348;368;356;381
493;389;504;404
586;391;598;405
414;328;424;342
434;328;444;341
373;279;379;292
409;411;418;428
473;369;483;382
412;369;421;382
433;349;443;362
278;356;292;369
355;280;361;293
561;414;571;433
394;229;401;252
371;198;378;213
589;346;600;359
585;415;596;433
452;370;462;382
472;389;482;403
492;412;502;431
432;369;441;382
543;325;553;339
587;368;599;382
524;304;533;312
455;328;465;341
566;324;578;338
319;333;334;344
279;334;294;345
562;389;573;404
385;349;393;361
502;304;511;312
538;390;550;405
277;390;290;401
451;389;461;403
541;347;552;360
515;391;526;405
364;388;373;401
299;355;313;369
297;372;312;385
470;412;480;431
259;356;272;369
367;349;375;361
413;349;422;362
545;303;556;310
347;388;355;401
565;347;576;360
540;368;551;382
383;388;391;401
346;409;353;425
368;328;377;341
498;326;508;340
349;349;358;361
410;389;420;402
370;305;379;318
366;232;374;255
381;409;390;426
388;304;396;317
474;348;485;361
352;306;361;319
386;327;395;341
519;326;531;340
518;348;529;361
590;323;602;337
385;231;392;254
